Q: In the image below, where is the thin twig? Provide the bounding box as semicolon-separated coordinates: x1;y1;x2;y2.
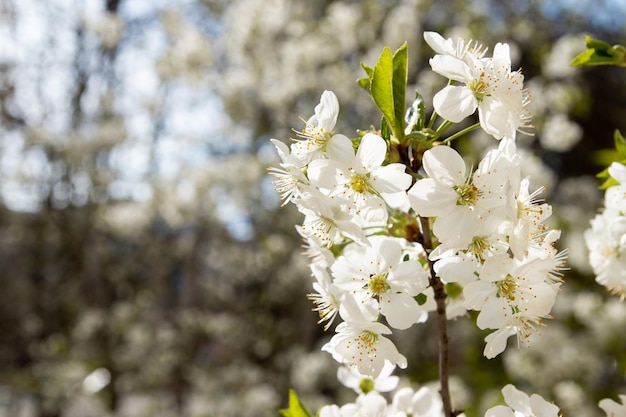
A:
418;215;458;417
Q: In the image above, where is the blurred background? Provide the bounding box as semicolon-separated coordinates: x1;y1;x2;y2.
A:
1;0;626;416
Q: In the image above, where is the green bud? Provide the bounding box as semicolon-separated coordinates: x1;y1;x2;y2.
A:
359;377;375;394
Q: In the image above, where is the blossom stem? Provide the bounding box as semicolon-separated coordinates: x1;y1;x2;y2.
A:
418;215;457;417
441;123;481;145
427;111;439;129
436;120;453;135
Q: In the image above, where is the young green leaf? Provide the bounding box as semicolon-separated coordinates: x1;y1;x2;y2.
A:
571;36;626;67
614;129;626;158
279;390;313;417
392;42;408;138
371;46;398;138
358;62;375;90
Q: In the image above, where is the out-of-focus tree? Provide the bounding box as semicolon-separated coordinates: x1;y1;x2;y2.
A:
0;0;625;416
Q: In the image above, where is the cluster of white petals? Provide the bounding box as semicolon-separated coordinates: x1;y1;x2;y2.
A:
320;382;562;417
270;91;426;379
585;161;626;299
270;31;573;416
409;139;566;357
425;32;532;139
485;384;560;417
319;385;455;417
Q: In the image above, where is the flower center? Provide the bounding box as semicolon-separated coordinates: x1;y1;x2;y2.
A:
350;172;371;194
358;330;379;347
468;75;489;102
454;182;481;206
311;131;332;149
496;274;518;301
469;235;489;260
368;273;391;296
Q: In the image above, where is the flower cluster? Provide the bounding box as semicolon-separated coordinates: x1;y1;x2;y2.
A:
410;140;567;358
270;89;429;378
425;31;532;140
484;385;560;417
270;31;570;416
319;382;563;417
319;384;452;417
584;161;626;299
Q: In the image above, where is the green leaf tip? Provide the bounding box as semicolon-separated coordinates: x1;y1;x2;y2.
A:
614;129;626;158
391;42;408;139
279;390;313;417
571;36;626;67
361;43;409;141
371;46;397;137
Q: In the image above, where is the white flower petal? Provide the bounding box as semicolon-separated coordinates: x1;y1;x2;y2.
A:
608;161;626;184
422;145;467;185
529;394;560;417
463;280;495;310
357;133;386;170
478;97;512;139
374;237;402;269
371;164;412;193
502;384;532;414
483;327;517;359
307;90;339;132
433;85;478;123
432;209;478;249
429;55;473;83
484;405;516;417
381;292;424;329
327;134;355;163
433;254;477;284
492;43;512;72
423;31;454;55
407;178;458;217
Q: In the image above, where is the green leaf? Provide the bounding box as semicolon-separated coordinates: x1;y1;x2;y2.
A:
614;129;626;158
357;77;370;90
361;62;374;78
358;62;374;90
392;42;408;138
371;47;397;138
280;390;313;417
571;36;626;67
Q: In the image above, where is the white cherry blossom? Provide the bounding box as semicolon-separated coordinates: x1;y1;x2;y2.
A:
585;161;626;299
322;321;407;378
268;138;310;205
408;145;510;250
337;361;399;394
425;32;531;139
308;133;412;223
291;90;354;163
295;190;369;247
485;384;560;417
331;236;429;329
464;254;562;357
307;264;343;331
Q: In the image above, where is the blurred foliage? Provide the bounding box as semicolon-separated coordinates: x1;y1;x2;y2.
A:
0;0;625;416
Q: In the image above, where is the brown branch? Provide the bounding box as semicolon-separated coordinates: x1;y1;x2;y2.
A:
418;215;460;417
